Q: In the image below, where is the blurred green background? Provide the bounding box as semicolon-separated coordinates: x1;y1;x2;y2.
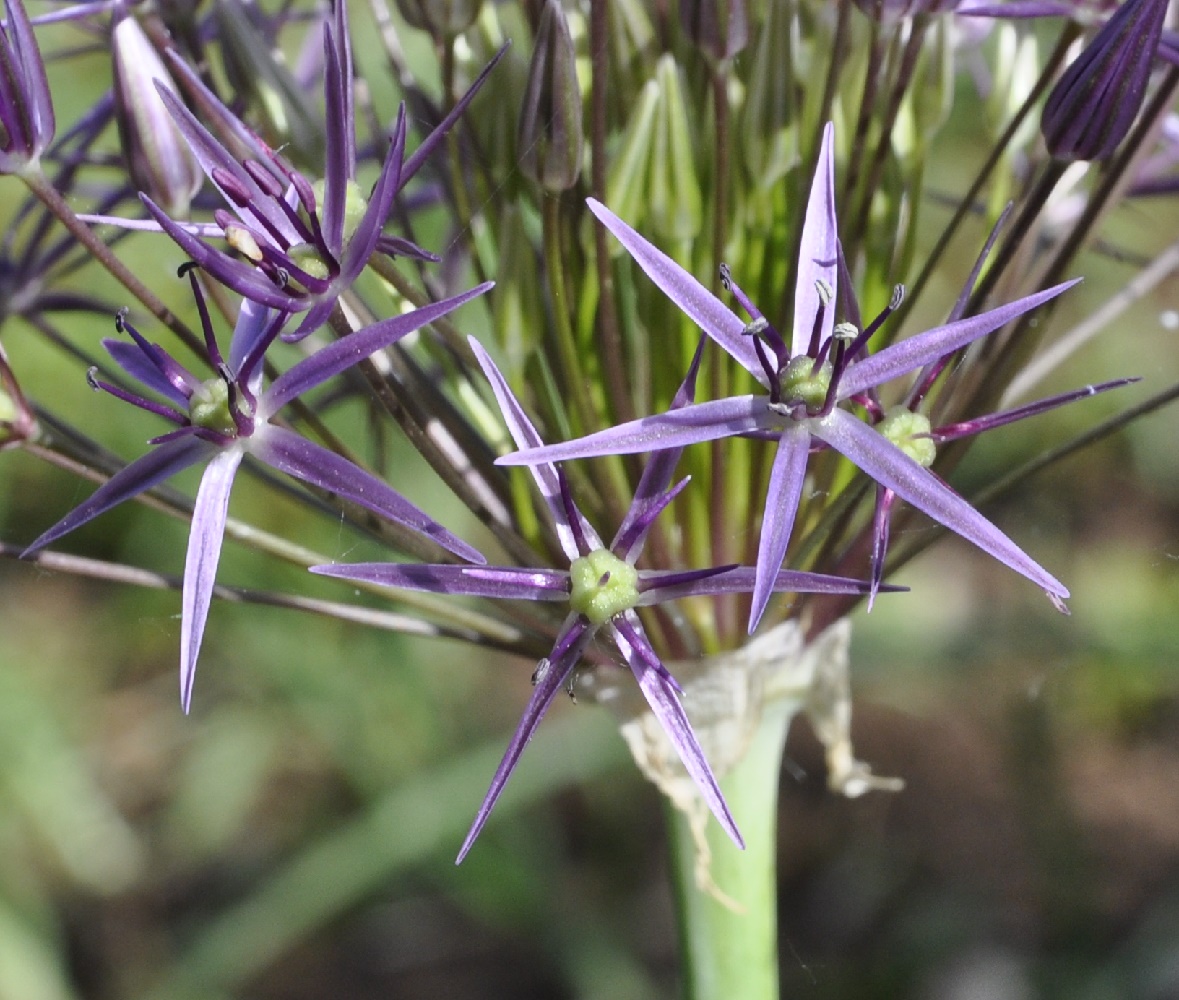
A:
3;5;1179;999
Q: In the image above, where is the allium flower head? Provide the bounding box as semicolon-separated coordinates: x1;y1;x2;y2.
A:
0;0;55;175
140;0;501;338
25;270;492;711
500;124;1081;632
313;338;892;861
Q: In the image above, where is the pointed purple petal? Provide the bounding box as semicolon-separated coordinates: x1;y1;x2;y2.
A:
320;0;356;249
498;395;774;466
637;565;890;603
457;618;594;862
609;615;744;848
264;283;492;414
837;279;1082;400
339;106;405;269
749;424;811;632
180;448;243;712
23;437;211;556
793;123;838;357
586;199;766;383
469;337;602;560
612;475;691;564
253;426;484;564
5;0;54;152
228;297;282;379
811;408;1069;599
104;339;194;409
310;561;568;600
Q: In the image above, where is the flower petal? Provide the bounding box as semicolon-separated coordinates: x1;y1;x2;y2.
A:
811;408;1069;600
264;283;493;415
793;122;838;357
180;447;243;712
23;436;211;556
310;562;569;600
837;279;1081;400
253;425;484;564
586;199;766;383
637;565;893;604
749;424;812;633
610;614;744;848
497;395;773;466
457;618;595;862
469;337;602;560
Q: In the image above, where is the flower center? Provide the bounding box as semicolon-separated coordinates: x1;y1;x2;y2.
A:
877;405;936;467
779;355;833;410
189;378;238;436
568;549;640;626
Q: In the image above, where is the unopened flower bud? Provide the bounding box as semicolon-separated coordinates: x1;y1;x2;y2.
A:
518;0;583;192
679;0;748;61
396;0;482;40
0;0;56;175
646;55;702;241
1042;0;1168;161
112;12;203;217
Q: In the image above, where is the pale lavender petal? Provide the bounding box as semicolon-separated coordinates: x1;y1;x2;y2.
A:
457;618;595;862
749;424;812;633
837;279;1081;400
811;408;1069;599
469;337;602;560
228;296;281;381
253;426;484;564
23;436;211;556
498;396;774;466
586;199;766;383
638;565;889;604
609;615;744;848
792;122;838;357
310;562;568;600
180;448;243;712
264;283;493;415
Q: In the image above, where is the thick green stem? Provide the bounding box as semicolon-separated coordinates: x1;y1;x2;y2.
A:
668;701;792;1000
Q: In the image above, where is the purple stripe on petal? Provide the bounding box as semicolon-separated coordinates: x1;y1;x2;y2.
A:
812;408;1069;600
253;426;485;564
180;448;243;712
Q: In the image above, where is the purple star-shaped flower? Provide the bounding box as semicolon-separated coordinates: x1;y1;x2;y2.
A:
313;337;892;862
24;270;491;710
499;123;1082;632
138;0;502;338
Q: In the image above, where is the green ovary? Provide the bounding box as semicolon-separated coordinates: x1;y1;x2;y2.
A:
877;405;936;467
569;549;640;626
779;356;833;410
189;379;237;436
312;178;368;243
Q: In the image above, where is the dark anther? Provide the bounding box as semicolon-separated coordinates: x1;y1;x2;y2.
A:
890;284;905;309
114;307;129;333
719;262;733;290
742;317;769;337
177;260;199;278
531;658;551;685
85;367;100;390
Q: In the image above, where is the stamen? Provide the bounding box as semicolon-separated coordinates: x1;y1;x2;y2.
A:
244;159;285;199
210;166;253;206
532;658;551;685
